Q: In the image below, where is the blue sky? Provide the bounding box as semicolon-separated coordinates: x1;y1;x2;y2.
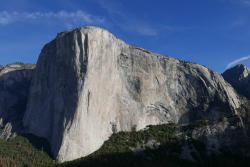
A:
1;0;250;72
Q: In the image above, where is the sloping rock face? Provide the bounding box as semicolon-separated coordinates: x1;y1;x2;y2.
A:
0;63;34;139
223;64;250;145
223;64;250;98
23;26;242;162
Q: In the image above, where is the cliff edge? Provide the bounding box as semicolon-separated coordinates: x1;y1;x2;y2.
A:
22;26;242;162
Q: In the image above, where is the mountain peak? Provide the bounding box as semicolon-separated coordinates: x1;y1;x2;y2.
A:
230;64;249;71
223;64;250;98
57;26;113;38
224;64;250;79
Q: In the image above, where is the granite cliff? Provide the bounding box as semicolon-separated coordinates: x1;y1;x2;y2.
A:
0;63;34;138
1;26;250;163
19;26;246;162
223;64;250;98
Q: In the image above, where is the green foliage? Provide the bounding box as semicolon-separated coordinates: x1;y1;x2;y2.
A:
59;123;187;167
188;120;209;130
1;123;250;167
59;123;250;167
92;123;179;155
0;135;55;167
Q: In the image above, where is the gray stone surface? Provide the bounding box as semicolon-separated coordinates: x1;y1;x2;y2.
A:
223;64;250;98
0;63;34;139
22;26;243;162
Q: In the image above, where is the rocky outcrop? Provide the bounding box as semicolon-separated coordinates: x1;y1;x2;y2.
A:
223;64;250;146
22;26;243;162
223;64;250;98
0;63;34;139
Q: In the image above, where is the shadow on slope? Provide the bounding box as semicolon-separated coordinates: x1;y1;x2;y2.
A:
60;151;198;167
59;142;250;167
0;68;33;134
21;133;53;157
59;123;250;167
1;122;250;167
0;134;55;167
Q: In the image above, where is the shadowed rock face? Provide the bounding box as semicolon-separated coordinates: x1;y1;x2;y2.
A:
0;63;34;139
22;26;243;162
223;64;250;98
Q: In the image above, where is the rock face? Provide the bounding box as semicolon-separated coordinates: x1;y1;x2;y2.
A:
0;63;34;139
223;64;250;98
22;26;243;162
223;64;250;144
